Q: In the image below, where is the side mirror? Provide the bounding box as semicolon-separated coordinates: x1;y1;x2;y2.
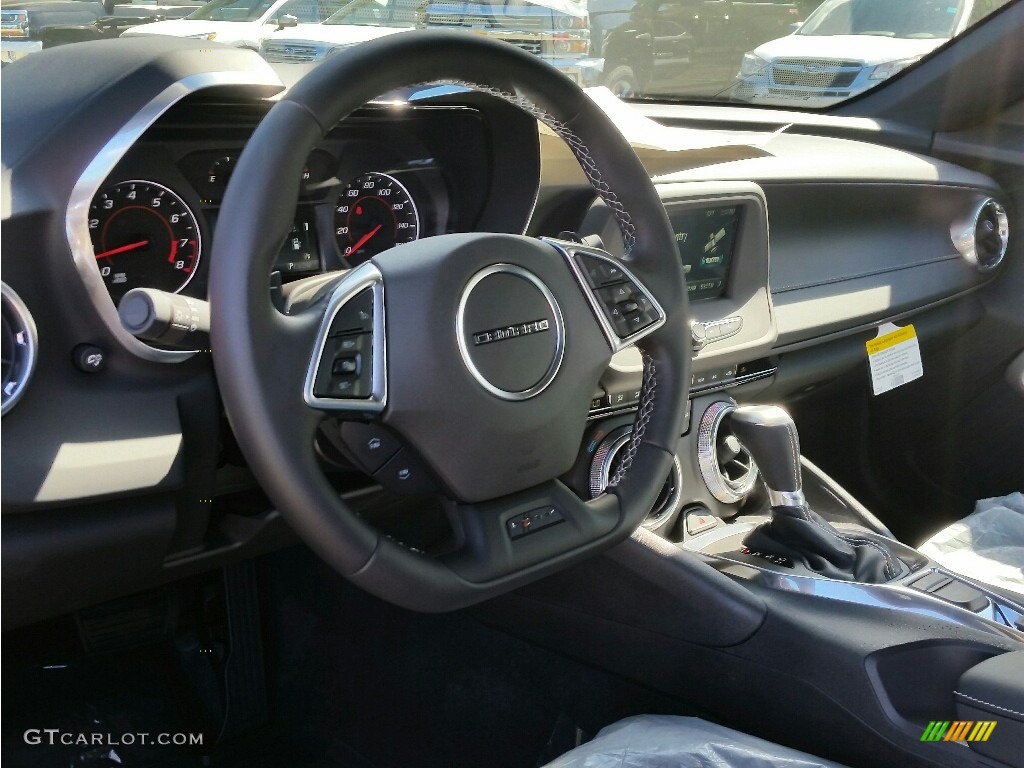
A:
789;21;803;32
276;13;299;29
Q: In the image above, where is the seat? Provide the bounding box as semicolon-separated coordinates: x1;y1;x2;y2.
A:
544;715;847;767
918;492;1024;597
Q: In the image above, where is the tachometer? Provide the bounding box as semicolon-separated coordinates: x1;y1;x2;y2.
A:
89;180;201;304
335;172;419;264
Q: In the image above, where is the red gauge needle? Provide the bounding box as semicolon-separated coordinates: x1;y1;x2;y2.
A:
94;240;149;260
348;224;382;255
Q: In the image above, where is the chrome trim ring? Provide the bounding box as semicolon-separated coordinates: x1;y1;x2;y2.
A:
304;262;387;413
455;263;565;401
1;282;39;416
589;429;633;499
768;489;806;508
66;70;284;363
697;400;758;504
951;197;1009;273
589;426;683;528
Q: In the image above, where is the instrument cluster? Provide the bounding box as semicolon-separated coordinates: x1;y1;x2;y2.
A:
88;133;452;305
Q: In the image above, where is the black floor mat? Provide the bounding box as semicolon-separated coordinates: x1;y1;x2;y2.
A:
261;546;695;768
2;631;205;768
3;547;695;768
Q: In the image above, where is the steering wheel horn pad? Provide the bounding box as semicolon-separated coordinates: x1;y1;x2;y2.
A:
210;30;691;611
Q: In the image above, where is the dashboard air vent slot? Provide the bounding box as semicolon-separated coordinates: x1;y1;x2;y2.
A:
1;283;38;416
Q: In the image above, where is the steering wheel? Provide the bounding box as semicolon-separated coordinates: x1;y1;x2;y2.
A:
210;31;691;611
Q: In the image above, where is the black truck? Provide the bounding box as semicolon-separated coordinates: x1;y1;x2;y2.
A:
590;0;820;99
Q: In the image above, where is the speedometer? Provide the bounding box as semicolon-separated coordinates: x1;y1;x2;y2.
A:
89;180;201;304
334;172;419;264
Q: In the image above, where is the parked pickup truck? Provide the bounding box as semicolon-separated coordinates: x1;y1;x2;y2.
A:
590;0;805;98
260;0;600;87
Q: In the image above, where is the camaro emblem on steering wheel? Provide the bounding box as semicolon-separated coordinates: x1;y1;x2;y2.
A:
472;318;550;346
456;264;565;401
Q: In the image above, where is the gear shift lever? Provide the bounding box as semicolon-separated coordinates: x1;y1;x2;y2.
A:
727;405;806;509
728;405;901;583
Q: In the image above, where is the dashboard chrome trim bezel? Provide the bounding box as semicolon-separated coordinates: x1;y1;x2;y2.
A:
65;70;284;364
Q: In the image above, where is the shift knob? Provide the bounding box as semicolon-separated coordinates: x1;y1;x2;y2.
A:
727;405;804;507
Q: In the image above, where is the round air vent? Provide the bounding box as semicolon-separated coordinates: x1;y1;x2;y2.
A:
590;426;683;530
1;283;38;416
697;400;758;504
951;198;1009;273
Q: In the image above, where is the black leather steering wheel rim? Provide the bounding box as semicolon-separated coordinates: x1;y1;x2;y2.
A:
210;30;691;611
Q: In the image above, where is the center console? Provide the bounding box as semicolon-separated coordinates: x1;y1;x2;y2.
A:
485;179;1024;767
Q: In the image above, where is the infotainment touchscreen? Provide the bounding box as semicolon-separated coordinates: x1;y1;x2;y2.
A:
670;205;741;300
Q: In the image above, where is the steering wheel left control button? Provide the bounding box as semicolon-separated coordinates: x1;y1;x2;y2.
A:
305;263;386;413
374;448;436;495
328;288;374;336
506;506;565;540
313;333;372;398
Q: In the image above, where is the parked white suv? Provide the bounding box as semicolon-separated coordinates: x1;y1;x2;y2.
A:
260;0;417;63
732;0;1010;108
121;0;342;50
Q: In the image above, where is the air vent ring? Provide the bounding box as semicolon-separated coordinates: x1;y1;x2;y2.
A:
952;198;1009;273
697;400;759;504
2;283;38;416
590;426;683;530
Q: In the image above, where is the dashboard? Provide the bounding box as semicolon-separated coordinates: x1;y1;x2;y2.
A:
0;38;1015;628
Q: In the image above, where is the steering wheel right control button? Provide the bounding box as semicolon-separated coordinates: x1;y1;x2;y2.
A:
506;506;565;540
547;240;666;352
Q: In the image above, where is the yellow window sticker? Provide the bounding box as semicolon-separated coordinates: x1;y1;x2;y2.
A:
866;322;923;396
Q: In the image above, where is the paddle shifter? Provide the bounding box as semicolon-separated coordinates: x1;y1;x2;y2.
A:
728;405;901;583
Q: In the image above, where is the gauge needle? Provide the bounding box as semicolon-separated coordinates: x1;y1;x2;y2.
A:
349;224;382;255
94;240;149;259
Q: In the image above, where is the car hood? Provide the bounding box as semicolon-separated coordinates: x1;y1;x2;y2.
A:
121;18;261;39
753;34;946;65
264;24;412;45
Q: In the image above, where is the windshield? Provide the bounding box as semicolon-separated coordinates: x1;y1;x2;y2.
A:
0;0;1013;109
188;0;276;22
323;0;418;27
798;0;964;38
